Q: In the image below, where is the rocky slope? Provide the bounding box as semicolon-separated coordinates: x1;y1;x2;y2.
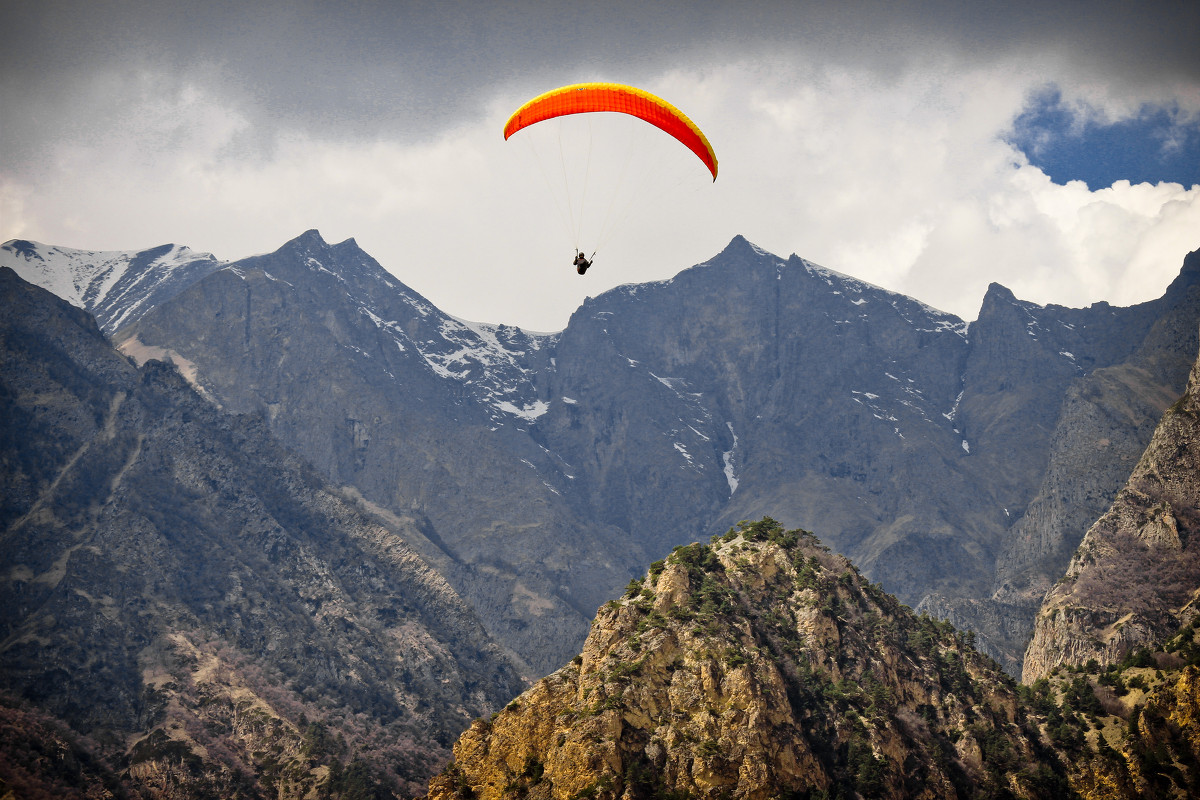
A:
1023;332;1200;683
0;267;525;797
1018;622;1200;799
429;518;1071;800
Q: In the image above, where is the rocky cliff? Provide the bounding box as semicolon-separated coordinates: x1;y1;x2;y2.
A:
1023;332;1200;682
931;249;1200;673
429;519;1070;800
0;267;525;797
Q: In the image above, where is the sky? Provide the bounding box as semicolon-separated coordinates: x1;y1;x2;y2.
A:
2;1;1198;332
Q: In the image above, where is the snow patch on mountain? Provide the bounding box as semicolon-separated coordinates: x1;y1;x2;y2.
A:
722;422;740;495
1;238;224;333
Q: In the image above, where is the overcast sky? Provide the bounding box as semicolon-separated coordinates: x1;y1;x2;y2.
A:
2;1;1198;331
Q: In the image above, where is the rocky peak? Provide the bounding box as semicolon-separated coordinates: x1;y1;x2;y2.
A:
1163;247;1200;300
430;519;1068;800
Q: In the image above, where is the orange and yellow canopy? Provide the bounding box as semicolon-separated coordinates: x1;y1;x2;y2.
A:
503;82;718;181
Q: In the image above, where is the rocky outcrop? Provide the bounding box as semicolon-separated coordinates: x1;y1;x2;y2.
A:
1024;334;1200;682
0;267;526;796
430;519;1070;800
430;517;1200;799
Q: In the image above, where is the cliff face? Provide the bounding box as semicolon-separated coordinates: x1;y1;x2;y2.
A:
919;343;1184;675
0;267;525;797
1023;334;1200;683
430;519;1069;800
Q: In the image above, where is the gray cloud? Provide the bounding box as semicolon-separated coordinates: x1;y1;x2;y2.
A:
4;1;1197;159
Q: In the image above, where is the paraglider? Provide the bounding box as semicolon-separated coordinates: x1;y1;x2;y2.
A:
574;251;592;275
504;82;717;275
504;83;718;180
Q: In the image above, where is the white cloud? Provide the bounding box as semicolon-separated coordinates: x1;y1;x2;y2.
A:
2;50;1197;331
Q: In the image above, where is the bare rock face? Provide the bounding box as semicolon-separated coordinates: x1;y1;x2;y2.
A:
1024;336;1200;683
430;519;1070;800
915;250;1200;674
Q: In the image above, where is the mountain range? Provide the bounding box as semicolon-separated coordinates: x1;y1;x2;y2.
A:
3;231;1199;797
8;231;1196;676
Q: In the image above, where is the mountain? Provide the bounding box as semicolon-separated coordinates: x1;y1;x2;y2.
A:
0;239;224;334
428;518;1072;800
13;231;1200;678
542;240;1199;675
1023;331;1200;682
429;519;1200;800
0;267;525;796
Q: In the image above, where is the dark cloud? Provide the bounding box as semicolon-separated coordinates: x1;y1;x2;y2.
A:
3;0;1197;161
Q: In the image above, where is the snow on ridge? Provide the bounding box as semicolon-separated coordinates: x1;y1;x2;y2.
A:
2;241;134;308
447;314;561;342
1;239;223;318
745;240;776;259
413;315;555;422
799;257;968;337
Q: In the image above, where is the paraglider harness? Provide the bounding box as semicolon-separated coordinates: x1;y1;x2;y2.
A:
574;250;594;275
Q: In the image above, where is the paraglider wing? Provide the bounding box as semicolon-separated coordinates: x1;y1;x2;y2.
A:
504;83;718;181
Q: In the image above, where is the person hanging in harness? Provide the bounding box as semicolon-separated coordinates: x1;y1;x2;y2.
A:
574;250;592;275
